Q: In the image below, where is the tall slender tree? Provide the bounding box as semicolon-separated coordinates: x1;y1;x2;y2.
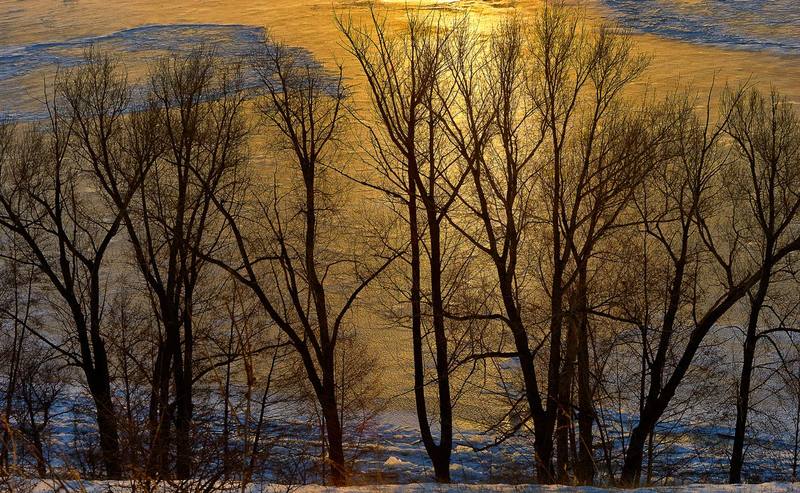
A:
723;87;800;483
338;8;468;481
0;68;132;477
199;38;396;485
61;50;248;478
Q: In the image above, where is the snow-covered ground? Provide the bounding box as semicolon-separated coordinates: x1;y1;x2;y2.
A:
6;384;797;489
6;404;800;491
9;396;798;488
16;480;800;493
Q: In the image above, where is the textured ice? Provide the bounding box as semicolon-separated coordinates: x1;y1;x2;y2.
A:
601;0;800;55
0;23;265;82
0;23;275;120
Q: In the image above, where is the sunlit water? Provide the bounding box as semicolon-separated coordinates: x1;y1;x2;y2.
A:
1;0;799;119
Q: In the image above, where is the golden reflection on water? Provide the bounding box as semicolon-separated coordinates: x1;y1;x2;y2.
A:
1;0;797;104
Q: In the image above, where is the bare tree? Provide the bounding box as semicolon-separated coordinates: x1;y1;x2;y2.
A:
12;337;64;477
617;84;800;485
0;235;38;472
199;37;395;485
435;14;544;483
723;87;800;483
0;79;127;478
338;7;468;482
59;49;249;478
439;4;660;482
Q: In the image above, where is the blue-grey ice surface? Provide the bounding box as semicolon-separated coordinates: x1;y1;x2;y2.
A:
0;24;270;120
601;0;800;55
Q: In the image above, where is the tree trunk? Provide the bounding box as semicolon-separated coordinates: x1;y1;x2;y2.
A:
575;329;594;485
430;444;452;482
544;252;564;482
26;416;46;478
729;334;756;484
89;377;122;479
1;319;23;469
730;260;771;484
539;315;562;484
793;367;800;481
405;109;454;481
621;398;667;487
320;383;346;486
534;419;556;482
85;317;122;479
148;321;176;477
575;269;594;485
174;305;194;479
496;270;545;483
173;354;192;479
427;211;453;483
620;421;649;486
621;233;691;487
646;428;655;485
556;308;578;483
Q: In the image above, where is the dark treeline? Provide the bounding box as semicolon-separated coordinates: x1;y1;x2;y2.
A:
1;2;800;489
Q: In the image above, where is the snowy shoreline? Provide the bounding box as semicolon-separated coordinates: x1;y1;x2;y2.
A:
16;480;800;493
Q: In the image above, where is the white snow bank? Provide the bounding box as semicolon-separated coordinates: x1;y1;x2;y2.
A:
384;456;416;468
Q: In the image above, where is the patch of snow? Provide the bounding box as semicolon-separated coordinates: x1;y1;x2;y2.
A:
384;456;416;468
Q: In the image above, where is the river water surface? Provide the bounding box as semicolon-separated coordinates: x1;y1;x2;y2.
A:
1;0;798;119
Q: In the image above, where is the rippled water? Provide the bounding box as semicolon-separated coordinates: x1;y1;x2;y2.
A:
602;0;800;54
0;0;798;119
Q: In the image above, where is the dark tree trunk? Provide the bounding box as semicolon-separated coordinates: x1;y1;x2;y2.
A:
496;267;546;484
574;268;594;485
646;428;655;485
729;332;756;484
320;382;346;485
87;290;123;480
173;291;194;479
621;419;649;486
556;308;578;483
620;230;691;487
534;420;556;483
430;444;452;482
793;363;800;481
1;319;24;469
538;303;563;482
729;265;770;484
408;160;452;483
543;172;564;484
148;316;178;477
174;348;193;478
88;376;122;479
426;209;453;483
575;326;594;484
26;418;46;478
621;388;676;486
